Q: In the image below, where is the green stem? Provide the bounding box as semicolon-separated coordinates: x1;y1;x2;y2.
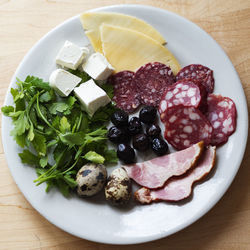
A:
76;112;83;132
62;159;79;174
36;95;59;133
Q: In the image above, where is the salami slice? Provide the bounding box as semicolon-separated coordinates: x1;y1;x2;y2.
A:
176;64;214;93
135;146;216;204
159;79;207;116
132;62;175;107
162;106;213;150
206;94;237;145
108;71;140;113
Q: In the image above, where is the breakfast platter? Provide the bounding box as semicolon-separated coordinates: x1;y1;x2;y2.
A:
1;4;248;244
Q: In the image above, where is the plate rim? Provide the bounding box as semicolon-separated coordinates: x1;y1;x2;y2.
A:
1;4;249;245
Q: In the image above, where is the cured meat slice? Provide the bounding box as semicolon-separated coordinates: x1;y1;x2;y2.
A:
206;94;237;145
135;146;216;204
158;79;207;116
132;62;175;107
162;106;213;150
176;64;214;93
123;141;204;189
108;71;140;113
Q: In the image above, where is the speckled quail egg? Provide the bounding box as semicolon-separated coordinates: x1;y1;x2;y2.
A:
76;163;107;197
105;168;131;206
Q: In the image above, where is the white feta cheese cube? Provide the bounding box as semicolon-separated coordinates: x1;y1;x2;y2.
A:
56;40;88;70
49;69;81;97
74;79;111;117
82;52;114;81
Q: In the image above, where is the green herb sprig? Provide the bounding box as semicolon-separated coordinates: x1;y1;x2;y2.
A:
2;72;117;196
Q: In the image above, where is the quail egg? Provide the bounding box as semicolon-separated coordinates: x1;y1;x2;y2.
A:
76;163;107;197
105;168;131;206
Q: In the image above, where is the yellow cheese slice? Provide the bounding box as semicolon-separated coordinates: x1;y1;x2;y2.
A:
80;12;166;53
84;30;102;53
100;24;180;75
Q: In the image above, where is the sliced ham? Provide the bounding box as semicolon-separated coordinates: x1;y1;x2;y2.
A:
135;146;216;204
123;141;204;189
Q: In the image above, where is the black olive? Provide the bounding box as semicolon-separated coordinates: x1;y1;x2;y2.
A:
151;138;169;156
128;117;142;135
111;109;128;127
107;126;129;143
139;106;157;124
132;133;150;151
117;143;135;164
146;124;161;138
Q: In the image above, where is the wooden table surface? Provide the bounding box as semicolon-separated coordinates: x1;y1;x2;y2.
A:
0;0;249;249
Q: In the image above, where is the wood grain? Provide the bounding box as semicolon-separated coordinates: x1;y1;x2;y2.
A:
0;0;249;249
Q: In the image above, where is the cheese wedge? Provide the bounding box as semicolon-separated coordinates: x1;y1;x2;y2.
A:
100;24;180;75
80;12;166;53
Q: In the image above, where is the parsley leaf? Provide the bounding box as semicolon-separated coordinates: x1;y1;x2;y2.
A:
2;74;117;196
83;151;105;164
19;150;40;166
49;102;69;114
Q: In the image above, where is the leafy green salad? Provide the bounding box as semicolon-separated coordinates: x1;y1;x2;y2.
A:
1;70;118;196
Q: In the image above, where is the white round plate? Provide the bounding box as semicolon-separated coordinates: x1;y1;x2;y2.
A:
2;4;248;245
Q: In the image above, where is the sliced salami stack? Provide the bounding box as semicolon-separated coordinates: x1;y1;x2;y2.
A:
109;62;175;113
206;94;237;145
159;64;237;149
176;64;214;93
108;70;140;113
159;78;207;116
162;106;213;150
132;62;175;107
109;62;237;149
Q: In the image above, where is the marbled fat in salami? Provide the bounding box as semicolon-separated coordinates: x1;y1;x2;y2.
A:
176;64;214;93
108;71;140;113
206;94;237;145
132;62;175;107
162;106;213;150
159;79;207;116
